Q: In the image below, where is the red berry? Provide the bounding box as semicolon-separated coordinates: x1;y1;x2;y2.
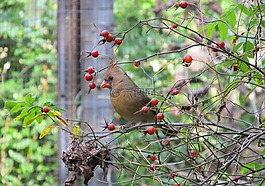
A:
150;164;156;171
91;50;99;58
42;106;50;113
179;1;188;8
183;54;193;63
172;23;178;28
190;149;197;156
134;60;141;67
84;73;93;81
168;173;175;178
212;45;219;52
172;89;179;95
174;183;181;186
141;106;149;113
100;30;109;37
146;126;156;135
151;98;159;106
115;37;122;45
89;82;96;89
107;123;115;131
150;155;157;161
156;112;164;120
218;41;225;48
105;34;114;42
233;64;239;71
86;66;95;74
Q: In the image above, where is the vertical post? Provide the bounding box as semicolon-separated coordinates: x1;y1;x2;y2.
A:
57;0;80;185
80;0;114;185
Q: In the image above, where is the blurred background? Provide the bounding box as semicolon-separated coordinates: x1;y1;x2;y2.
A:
2;0;262;186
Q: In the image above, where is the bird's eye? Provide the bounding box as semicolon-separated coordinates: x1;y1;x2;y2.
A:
108;76;113;80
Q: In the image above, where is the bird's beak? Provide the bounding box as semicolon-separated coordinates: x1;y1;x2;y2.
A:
100;80;110;88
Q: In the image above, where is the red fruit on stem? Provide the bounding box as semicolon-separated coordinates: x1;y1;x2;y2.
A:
174;183;181;186
179;1;188;9
100;30;109;37
150;155;157;161
172;89;179;95
151;98;159;106
134;60;141;67
172;23;178;28
42;106;50;113
183;54;193;63
115;37;122;45
84;73;93;81
212;45;219;52
107;123;116;131
156;112;164;120
233;64;239;71
105;34;114;42
86;66;95;74
146;126;156;135
91;50;99;58
218;41;225;48
89;82;96;89
141;106;149;113
150;164;156;171
190;149;197;156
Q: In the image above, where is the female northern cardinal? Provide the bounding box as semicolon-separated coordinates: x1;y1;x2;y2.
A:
100;62;156;123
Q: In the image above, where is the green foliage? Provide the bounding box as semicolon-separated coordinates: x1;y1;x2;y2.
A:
0;0;58;185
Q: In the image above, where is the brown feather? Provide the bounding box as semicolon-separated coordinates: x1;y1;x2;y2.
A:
101;63;155;122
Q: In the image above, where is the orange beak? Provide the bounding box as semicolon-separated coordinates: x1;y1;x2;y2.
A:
100;80;111;88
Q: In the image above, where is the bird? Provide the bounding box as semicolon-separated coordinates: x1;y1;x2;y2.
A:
100;61;156;123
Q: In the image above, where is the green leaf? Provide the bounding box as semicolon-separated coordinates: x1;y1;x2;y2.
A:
243;41;254;58
224;8;236;29
25;94;36;104
14;107;30;121
233;42;243;52
23;113;44;127
206;22;217;39
237;4;249;15
36;115;44;124
218;22;228;40
10;102;27;113
8;149;26;163
239;62;250;73
4;101;23;109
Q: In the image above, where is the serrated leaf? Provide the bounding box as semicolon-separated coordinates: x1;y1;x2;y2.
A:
218;22;228;40
23;113;44;127
39;124;55;139
25;94;36;104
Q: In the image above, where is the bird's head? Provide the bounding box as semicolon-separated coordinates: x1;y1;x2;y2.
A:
100;61;126;90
